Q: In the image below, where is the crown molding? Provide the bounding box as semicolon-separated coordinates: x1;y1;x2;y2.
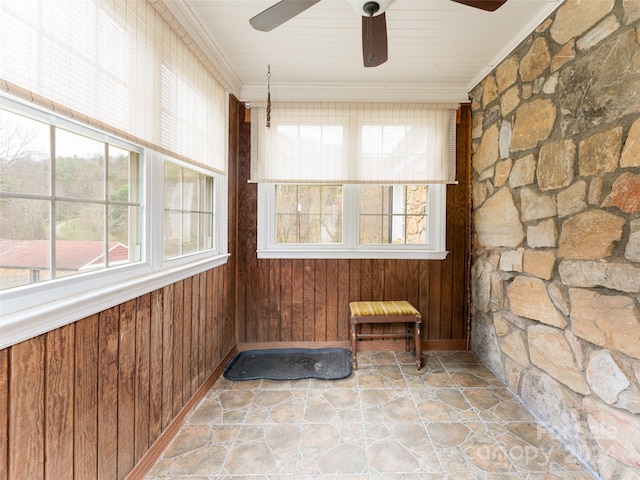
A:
162;0;243;97
241;82;469;103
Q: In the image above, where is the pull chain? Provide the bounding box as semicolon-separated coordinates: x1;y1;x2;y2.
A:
266;64;271;128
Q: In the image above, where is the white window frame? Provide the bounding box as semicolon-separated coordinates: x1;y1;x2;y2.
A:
0;96;229;349
257;183;447;260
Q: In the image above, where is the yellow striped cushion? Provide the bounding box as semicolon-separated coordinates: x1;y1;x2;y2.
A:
349;301;419;317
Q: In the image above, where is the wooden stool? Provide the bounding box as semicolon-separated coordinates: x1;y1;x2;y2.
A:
349;301;422;370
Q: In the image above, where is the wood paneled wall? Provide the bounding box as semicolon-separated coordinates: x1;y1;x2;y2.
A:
236;104;472;350
0;269;233;480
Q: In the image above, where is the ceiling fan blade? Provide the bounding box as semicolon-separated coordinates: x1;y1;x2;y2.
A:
249;0;321;32
449;0;507;12
362;12;388;67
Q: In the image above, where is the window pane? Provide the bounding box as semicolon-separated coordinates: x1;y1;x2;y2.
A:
360;185;387;214
108;146;133;200
275;185;342;244
55;129;105;200
0;198;50;241
359;185;428;245
164;162;214;259
182;212;199;255
405;185;428;244
55;203;105;279
164;212;181;258
199;213;213;250
56;201;103;241
275;185;299;214
165;162;182;210
0;109;50;195
276;214;300;243
359;214;383;244
183;168;198;211
108;205;141;263
0;199;50;290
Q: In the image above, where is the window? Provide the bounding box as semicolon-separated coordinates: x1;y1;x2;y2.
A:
0;0;230;349
0;96;228;349
252;102;455;260
0;101;142;291
258;183;446;259
164;161;214;258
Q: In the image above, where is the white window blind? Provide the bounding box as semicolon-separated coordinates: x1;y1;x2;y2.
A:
0;0;227;173
250;102;458;184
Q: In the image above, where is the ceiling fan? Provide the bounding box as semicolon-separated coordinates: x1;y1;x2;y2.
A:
249;0;508;67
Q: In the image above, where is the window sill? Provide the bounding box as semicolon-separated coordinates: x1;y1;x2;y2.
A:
0;253;230;349
256;248;449;260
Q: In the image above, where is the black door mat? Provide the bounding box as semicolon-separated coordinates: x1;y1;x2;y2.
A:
223;347;352;381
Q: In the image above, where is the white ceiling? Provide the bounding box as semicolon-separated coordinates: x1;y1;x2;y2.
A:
165;0;564;103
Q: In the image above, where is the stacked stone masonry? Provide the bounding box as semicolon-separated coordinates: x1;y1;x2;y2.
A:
469;0;640;478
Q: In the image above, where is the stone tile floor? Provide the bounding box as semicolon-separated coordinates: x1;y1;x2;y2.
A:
145;350;598;479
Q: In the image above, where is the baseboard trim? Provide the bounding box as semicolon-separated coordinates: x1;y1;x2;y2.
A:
126;345;238;480
238;340;469;352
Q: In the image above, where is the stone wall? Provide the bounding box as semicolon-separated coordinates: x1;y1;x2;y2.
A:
469;0;640;478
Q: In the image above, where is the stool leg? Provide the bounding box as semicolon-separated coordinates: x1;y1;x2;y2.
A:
414;320;422;370
350;321;358;370
405;323;411;352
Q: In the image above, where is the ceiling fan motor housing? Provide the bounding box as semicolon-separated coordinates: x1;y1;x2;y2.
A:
363;2;379;16
345;0;396;17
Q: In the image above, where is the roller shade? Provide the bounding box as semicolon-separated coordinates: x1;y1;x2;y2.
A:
0;0;227;173
250;102;458;184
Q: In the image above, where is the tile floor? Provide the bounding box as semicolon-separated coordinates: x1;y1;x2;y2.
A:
145;350;598;479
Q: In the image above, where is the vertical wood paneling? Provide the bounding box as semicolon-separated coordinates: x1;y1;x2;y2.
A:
453;104;471;341
349;259;362;303
280;259;293;342
428;261;443;339
117;299;136;479
269;260;281;342
97;306;119;480
360;259;373;299
172;281;184;416
291;260;304;342
182;277;193;398
190;274;201;389
198;273;207;383
326;260;339;341
148;290;163;445
134;294;151;464
303;259;315;341
74;315;98;480
161;284;174;430
406;260;420;307
207;270;215;370
45;324;74;480
337;259;350;341
371;259;385;301
211;269;220;363
9;335;45;480
314;259;327;341
0;349;8;480
2;260;233;480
